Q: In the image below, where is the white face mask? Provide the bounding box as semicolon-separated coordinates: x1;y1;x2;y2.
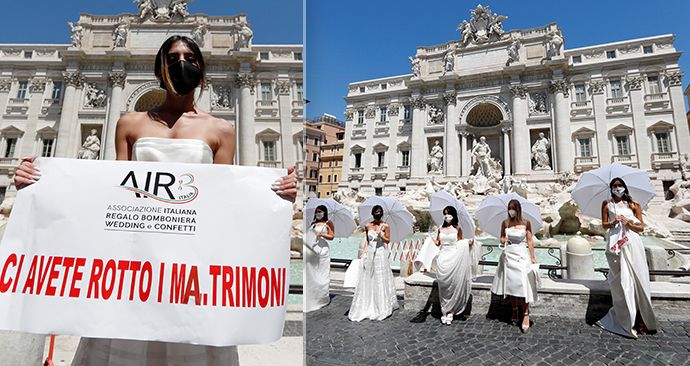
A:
444;214;453;223
612;187;625;198
508;209;517;218
315;212;324;220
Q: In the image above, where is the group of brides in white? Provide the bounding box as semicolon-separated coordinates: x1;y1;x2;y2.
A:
305;162;658;339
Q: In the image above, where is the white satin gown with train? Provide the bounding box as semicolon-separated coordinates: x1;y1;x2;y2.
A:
72;137;239;366
348;229;399;321
597;199;657;338
304;223;331;312
435;227;472;315
491;227;538;303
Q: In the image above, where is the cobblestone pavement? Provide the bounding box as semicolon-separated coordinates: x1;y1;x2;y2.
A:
306;295;690;366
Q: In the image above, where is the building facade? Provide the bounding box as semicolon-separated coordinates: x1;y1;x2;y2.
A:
340;5;689;196
312;115;345;198
0;0;303;204
304;121;325;197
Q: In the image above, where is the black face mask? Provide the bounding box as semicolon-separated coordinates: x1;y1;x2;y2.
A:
373;213;383;221
161;60;202;96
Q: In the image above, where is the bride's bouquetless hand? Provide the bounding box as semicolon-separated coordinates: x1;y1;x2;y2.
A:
272;166;297;203
14;156;41;190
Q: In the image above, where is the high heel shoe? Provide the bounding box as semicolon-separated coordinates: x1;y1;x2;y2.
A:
521;312;530;333
446;314;453;326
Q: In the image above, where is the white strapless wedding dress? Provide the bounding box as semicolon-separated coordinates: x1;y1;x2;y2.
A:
71;137;239;366
304;223;331;312
435;227;472;315
491;227;538;303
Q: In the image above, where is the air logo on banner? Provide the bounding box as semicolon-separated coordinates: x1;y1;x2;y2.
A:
119;170;198;204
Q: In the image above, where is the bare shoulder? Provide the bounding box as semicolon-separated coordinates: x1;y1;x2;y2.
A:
117;111;148;129
205;113;235;138
601;200;609;209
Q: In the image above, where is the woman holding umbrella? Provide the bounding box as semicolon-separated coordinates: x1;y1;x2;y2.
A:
348;203;402;321
304;205;335;312
597;178;657;338
488;199;538;333
434;205;475;325
571;163;658;338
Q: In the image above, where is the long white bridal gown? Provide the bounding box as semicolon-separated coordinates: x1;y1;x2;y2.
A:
348;229;399;321
304;223;330;312
597;199;658;338
72;137;239;366
435;227;472;316
491;227;538;303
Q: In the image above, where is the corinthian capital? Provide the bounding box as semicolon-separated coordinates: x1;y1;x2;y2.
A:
410;96;426;109
443;91;457;106
549;79;570;97
664;70;683;87
509;84;527;98
108;71;127;88
63;71;85;88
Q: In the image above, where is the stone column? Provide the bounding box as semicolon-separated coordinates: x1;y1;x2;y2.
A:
276;79;295;167
460;130;470;176
235;72;256;165
55;71;84;158
199;78;212;112
0;79;11;119
626;75;650;169
550;79;573;172
589;79;610;165
103;71;126;160
509;84;530;175
444;91;460;176
387;101;401;179
502;126;512;175
410;94;426;177
19;77;48;158
665;71;690;157
341;109;354;184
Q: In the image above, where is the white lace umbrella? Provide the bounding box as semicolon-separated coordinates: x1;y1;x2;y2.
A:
475;193;543;238
429;190;475;239
304;198;356;238
358;196;415;243
571;162;656;218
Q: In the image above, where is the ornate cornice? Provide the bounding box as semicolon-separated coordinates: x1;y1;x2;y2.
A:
625;76;643;91
588;80;605;95
549;79;570;97
275;79;291;95
410;96;426;109
29;77;48;93
664;70;683;87
63;71;85;88
108;71;127;88
509;84;527;99
443;91;457;106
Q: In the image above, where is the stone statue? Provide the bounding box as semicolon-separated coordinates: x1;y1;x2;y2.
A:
113;23;129;49
506;39;520;66
78;129;101;160
427;105;444;125
191;22;207;47
236;22;253;49
531;132;551;170
409;56;421;77
682;154;690;180
546;30;564;59
68;22;84;48
171;0;191;18
471;136;493;178
427;141;444;174
85;83;107;108
212;85;232;109
456;5;508;46
442;46;455;74
134;0;155;21
528;92;548;114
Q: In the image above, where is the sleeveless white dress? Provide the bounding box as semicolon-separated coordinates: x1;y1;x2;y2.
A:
72;137;240;366
348;228;399;321
435;227;472;315
491;227;538;303
304;223;331;312
597;200;657;338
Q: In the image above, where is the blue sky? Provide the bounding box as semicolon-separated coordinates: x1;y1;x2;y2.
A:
0;0;302;44
306;0;690;119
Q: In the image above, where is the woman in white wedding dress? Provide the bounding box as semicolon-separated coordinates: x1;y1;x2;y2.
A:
16;36;297;366
348;205;399;321
596;178;657;338
434;206;474;325
490;199;537;333
304;205;334;312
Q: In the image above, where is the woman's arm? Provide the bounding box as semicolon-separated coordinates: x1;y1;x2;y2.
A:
321;221;335;240
526;221;536;264
380;224;391;244
601;201;617;229
457;226;463;241
626;202;645;233
434;228;440;246
500;220;507;244
212;119;236;165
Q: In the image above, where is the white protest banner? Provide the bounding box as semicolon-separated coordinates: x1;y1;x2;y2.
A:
0;158;292;346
